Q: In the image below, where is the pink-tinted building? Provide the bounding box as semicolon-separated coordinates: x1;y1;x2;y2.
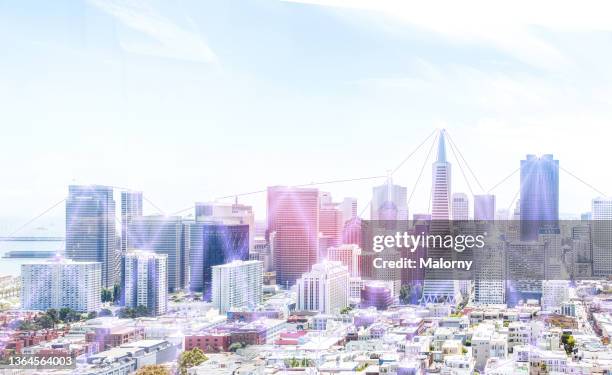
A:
267;186;319;287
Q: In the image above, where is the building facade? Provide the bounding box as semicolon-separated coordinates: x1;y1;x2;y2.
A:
211;260;263;314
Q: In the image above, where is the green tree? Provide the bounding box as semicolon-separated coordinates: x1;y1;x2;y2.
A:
178;348;208;375
340;306;353;314
134;305;149;317
37;314;55;329
18;320;40;331
46;309;59;323
101;288;113;303
87;311;98;320
228;342;243;352
562;333;576;354
59;307;72;322
99;308;113;317
399;285;411;304
135;365;169;375
112;284;121;303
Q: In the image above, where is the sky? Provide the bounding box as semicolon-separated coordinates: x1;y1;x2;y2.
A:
1;0;612;234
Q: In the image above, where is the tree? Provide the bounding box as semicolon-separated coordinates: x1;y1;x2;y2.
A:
135;365;169;375
37;314;55;329
399;285;411;304
228;342;243;352
59;307;72;322
340;306;353;314
99;308;113;317
178;348;208;375
87;311;97;320
18;320;40;331
101;288;113;303
134;305;149;317
562;333;576;354
46;309;59;323
112;284;121;303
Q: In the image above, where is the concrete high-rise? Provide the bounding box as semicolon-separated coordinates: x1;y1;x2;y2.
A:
520;154;559;241
128;215;185;292
123;251;168;316
422;130;460;304
371;179;408;220
65;185;118;288
188;222;249;299
211;260;263;314
474;194;496;221
296;261;349;314
319;193;344;250
592;197;612;277
267;186;319;288
121;191;143;254
452;193;469;220
339;197;358;225
327;244;362;277
21;258;101;312
195;202;255;252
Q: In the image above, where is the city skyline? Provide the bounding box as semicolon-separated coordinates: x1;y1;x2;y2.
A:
2;1;612;229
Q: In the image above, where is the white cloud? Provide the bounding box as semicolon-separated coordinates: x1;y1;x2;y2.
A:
88;0;217;63
282;0;612;70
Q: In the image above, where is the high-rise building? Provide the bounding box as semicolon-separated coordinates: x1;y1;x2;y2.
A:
474;194;496;221
339;197;358;225
267;186;319;288
188;222;249;299
123;251;168;316
21;258;101;312
592;197;612;277
120;191;143;254
128;215;185;292
520;154;559;241
371;179;408;220
505;241;545;307
541;280;569;313
195;202;255;252
326;244;362;277
211;260;263;314
452;193;469;220
473;244;506;305
296;261;349;314
66;185;118;288
319;193;344;250
422;130;460;304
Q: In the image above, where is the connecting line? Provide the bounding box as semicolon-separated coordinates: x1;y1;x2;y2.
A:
445;130;485;192
390;129;438;175
487;167;520;193
1;198;66;239
143;195;167;215
446;135;474;197
407;131;439;207
560;166;608;198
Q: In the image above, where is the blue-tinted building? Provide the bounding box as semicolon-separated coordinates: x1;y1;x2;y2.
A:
127;215;185;292
188;223;249;300
65;185;118;288
520;154;559;241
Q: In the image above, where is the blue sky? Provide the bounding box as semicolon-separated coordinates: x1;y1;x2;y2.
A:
1;0;612;233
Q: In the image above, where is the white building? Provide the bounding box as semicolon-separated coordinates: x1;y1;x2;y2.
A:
591;197;612;277
471;323;507;370
452;192;469;220
327;244;361;277
21;258;101;312
541;280;569;313
211;260;263;314
123;251;168;316
296;261;349;314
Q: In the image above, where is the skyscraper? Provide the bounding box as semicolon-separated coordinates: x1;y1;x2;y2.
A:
128;215;185;292
121;191;143;254
296;261;349;314
195;201;255;252
123;251;168;316
188;222;249;299
520;154;559;241
21;258;101;312
339;197;358;225
452;193;469;220
474;194;496;221
371;180;408;220
327;244;362;277
211;260;263;314
319;193;344;250
66;185;118;288
422;130;460;304
267;186;319;287
591;197;612;277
